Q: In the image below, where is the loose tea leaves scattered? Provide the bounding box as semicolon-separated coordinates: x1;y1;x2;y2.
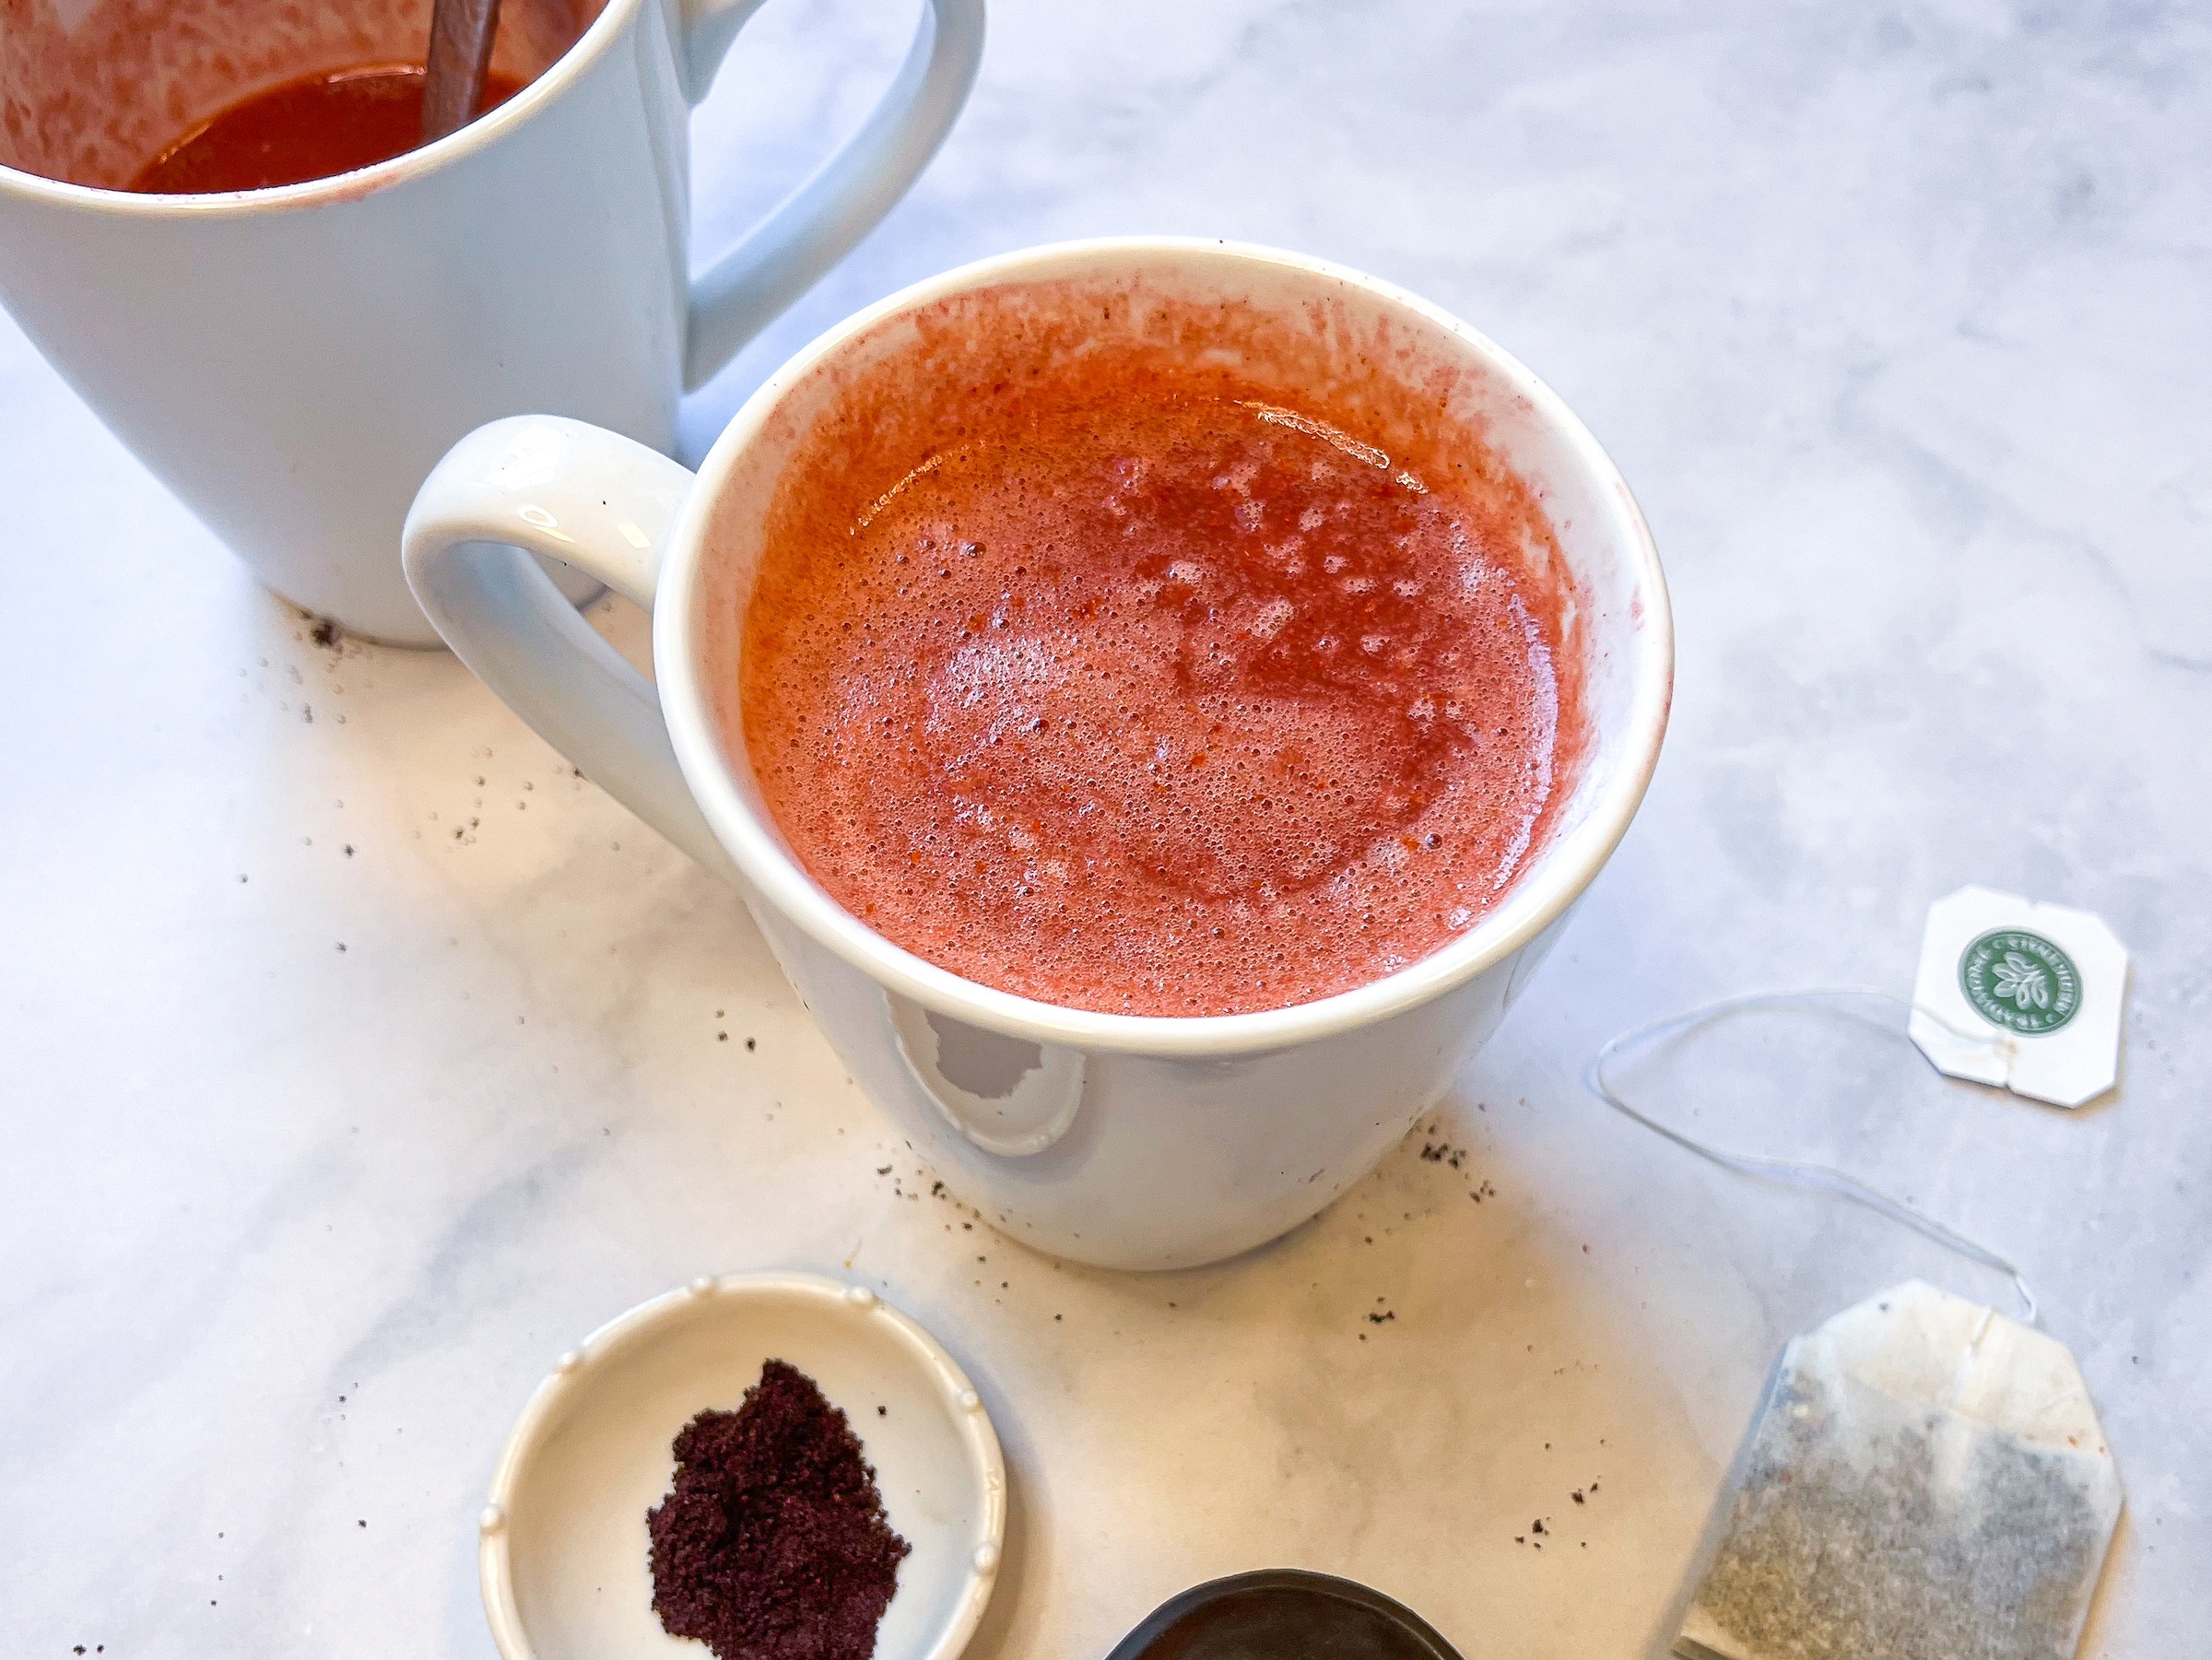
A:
649;1359;911;1660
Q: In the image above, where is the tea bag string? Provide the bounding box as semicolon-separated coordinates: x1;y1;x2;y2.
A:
1585;988;2038;1324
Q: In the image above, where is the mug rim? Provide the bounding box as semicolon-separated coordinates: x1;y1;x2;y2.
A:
655;236;1674;1057
0;0;644;215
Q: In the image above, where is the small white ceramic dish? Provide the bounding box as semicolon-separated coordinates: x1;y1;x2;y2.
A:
479;1272;1006;1660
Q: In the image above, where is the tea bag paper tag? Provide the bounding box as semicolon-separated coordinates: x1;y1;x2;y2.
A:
1677;1281;2122;1660
1908;886;2127;1108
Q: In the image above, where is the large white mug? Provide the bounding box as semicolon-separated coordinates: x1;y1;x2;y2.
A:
403;239;1673;1269
0;0;982;645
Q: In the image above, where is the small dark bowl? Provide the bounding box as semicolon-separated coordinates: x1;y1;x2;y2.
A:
1104;1569;1465;1660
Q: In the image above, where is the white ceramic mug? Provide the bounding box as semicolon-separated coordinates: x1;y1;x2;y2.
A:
0;0;982;645
404;239;1673;1269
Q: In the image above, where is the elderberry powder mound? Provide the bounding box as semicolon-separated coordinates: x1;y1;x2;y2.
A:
648;1359;912;1660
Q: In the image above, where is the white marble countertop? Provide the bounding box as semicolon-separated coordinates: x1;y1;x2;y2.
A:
5;2;2206;1655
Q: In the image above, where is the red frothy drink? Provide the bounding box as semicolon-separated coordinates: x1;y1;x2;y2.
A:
737;318;1582;1018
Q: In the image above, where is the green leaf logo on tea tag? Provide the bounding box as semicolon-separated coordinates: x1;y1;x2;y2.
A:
1909;887;2127;1108
1959;929;2080;1035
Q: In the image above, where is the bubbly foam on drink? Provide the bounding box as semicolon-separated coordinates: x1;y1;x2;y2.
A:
740;374;1574;1017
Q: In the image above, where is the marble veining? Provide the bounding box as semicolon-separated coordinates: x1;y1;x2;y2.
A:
2;2;2207;1656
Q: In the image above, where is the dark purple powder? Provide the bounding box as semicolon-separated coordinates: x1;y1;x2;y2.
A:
648;1359;911;1660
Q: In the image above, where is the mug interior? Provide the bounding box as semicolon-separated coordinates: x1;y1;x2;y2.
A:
673;241;1668;1043
0;0;607;190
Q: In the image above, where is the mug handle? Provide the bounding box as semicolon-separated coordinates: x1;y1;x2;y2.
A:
400;415;735;879
407;415;1088;1160
677;0;986;391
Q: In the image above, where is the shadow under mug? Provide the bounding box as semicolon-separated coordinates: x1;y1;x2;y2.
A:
0;0;982;645
402;238;1674;1270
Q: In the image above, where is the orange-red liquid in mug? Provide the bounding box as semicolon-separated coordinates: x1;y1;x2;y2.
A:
741;366;1579;1018
129;65;525;194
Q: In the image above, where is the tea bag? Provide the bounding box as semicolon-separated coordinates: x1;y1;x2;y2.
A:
1676;1281;2121;1660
